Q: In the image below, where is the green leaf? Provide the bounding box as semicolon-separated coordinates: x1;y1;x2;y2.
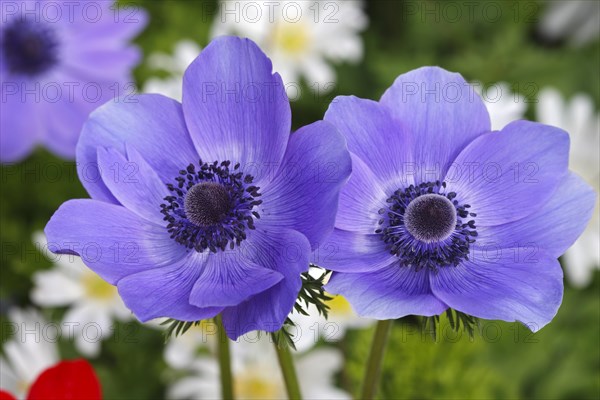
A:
422;309;480;341
161;267;333;347
161;319;201;342
273;267;333;350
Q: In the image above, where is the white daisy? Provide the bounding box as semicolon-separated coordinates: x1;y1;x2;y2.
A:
537;88;600;286
143;39;202;101
538;0;600;47
290;267;373;352
474;82;527;130
167;336;349;400
292;293;374;352
30;232;132;357
211;0;368;98
164;321;218;369
0;308;59;400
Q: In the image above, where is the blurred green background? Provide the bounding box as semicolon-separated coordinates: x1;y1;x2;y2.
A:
1;1;599;399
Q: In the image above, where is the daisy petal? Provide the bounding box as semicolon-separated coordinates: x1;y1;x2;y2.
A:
31;269;83;306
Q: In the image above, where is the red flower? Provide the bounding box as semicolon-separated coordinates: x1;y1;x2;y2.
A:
0;391;16;400
1;359;101;400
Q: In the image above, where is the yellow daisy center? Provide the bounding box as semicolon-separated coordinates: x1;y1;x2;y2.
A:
235;371;282;399
273;22;311;54
82;272;117;300
327;294;353;316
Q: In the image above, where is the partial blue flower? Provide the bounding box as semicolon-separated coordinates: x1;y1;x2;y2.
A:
0;0;147;162
320;67;596;331
45;37;351;339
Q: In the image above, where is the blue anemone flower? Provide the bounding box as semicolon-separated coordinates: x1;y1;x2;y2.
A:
0;1;147;162
45;37;352;339
319;67;596;331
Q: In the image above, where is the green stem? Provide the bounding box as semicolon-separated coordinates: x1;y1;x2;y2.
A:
273;340;302;399
216;315;234;399
361;320;393;399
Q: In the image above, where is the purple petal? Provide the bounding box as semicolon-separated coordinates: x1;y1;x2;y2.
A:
316;229;396;273
430;247;563;331
335;154;389;233
477;172;596;257
445;121;570;226
40;94;87;160
51;1;147;43
117;252;222;322
62;47;141;82
326;266;448;319
34;70;127;160
0;82;41;162
77;94;198;203
44;199;185;285
96;145;169;225
189;251;283;308
380;66;490;179
221;228;311;339
324;96;414;184
1;0;146;162
61;9;144;82
182;36;291;182
260;121;351;249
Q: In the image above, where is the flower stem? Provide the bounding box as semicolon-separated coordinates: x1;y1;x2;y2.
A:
273;340;302;399
216;315;234;399
361;319;393;399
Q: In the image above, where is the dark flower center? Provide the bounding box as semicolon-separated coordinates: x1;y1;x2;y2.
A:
184;182;231;227
404;194;457;243
161;160;262;253
1;19;59;76
376;181;477;271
